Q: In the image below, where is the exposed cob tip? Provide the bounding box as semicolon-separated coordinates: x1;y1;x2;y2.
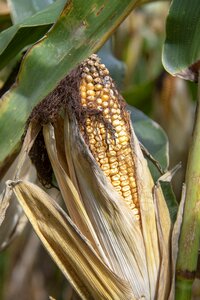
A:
78;54;140;220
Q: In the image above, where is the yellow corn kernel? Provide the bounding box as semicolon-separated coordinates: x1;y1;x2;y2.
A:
79;54;140;219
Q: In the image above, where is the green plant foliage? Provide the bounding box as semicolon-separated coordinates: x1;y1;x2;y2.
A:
129;106;178;221
0;0;139;173
8;0;55;24
0;0;65;70
163;0;200;82
129;105;169;172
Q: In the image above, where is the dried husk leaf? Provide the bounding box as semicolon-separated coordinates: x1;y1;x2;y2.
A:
0;123;39;249
129;122;160;299
168;185;186;300
153;184;171;299
43;121;110;266
64;112;150;299
10;179;133;300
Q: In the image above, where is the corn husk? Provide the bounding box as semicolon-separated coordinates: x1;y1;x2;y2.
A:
0;57;184;299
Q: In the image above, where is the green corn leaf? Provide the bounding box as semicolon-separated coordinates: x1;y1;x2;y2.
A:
162;0;200;81
0;0;140;175
8;0;55;24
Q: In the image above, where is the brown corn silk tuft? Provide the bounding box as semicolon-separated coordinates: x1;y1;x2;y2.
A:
78;54;140;219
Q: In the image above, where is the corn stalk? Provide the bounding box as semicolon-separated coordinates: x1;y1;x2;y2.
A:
175;71;200;299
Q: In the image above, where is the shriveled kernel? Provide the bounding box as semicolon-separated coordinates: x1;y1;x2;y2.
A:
87;102;94;109
93;72;99;77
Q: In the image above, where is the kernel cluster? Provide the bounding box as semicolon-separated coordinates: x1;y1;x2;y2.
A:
79;54;139;219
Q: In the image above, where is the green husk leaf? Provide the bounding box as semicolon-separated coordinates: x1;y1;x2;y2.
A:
11;179;133;300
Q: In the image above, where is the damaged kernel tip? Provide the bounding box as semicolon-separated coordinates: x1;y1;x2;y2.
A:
79;54;140;220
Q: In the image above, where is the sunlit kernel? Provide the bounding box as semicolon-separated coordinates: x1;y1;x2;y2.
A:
102;94;109;101
122;185;130;192
112;180;121;187
111;174;120;181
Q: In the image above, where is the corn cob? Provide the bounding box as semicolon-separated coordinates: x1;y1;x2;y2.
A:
79;54;139;219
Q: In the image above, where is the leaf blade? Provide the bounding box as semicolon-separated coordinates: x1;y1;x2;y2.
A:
0;0;139;173
162;0;200;81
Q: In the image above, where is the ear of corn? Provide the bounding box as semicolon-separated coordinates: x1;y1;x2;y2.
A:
79;54;140;220
2;54;176;300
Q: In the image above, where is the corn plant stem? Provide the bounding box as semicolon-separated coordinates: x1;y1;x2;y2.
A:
175;72;200;300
